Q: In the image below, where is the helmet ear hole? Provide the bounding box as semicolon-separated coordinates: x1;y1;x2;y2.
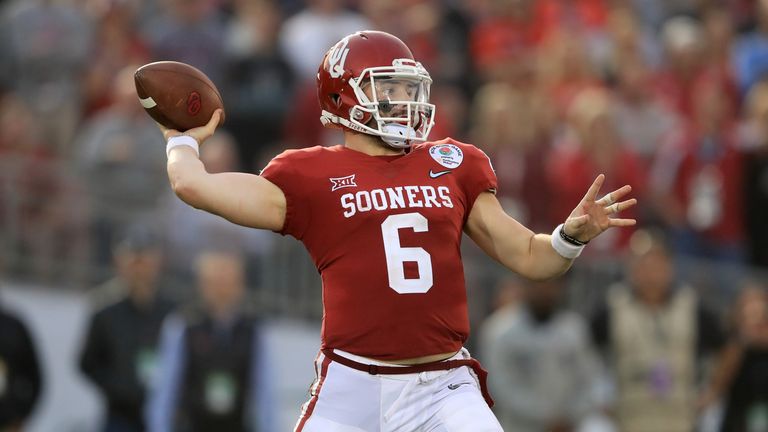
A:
330;94;341;108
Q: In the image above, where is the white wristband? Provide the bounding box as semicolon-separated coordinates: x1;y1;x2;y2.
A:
551;223;586;259
166;135;199;157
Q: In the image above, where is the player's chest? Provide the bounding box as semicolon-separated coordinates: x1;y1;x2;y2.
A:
303;156;468;228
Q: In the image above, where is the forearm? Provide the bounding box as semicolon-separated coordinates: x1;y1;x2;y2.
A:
487;227;573;281
466;196;573;280
515;233;574;281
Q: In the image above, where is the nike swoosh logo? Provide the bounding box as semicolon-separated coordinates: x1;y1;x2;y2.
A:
447;382;473;390
429;169;452;178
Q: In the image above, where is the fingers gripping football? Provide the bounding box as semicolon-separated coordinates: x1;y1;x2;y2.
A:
158;109;223;143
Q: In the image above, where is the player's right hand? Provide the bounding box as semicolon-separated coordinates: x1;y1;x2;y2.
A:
157;108;223;144
563;173;636;243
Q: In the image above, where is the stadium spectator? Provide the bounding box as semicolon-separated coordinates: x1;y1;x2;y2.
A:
221;0;294;171
146;250;273;432
702;6;739;91
650;78;746;269
141;0;226;86
590;229;725;432
469;80;553;231
602;7;663;74
0;298;42;431
81;1;150;117
654;16;707;119
480;277;609;432
396;0;474;90
733;0;768;95
537;29;603;120
0;0;91;153
278;0;370;80
623;0;701;31
72;65;167;273
611;55;680;165
79;225;174;432
0;93;88;284
715;282;768;432
546;88;644;254
741;79;768;269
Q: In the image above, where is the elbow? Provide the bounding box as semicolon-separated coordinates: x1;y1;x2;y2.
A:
170;175;193;201
168;163;203;207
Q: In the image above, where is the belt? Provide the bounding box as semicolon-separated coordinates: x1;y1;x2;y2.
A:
320;349;494;408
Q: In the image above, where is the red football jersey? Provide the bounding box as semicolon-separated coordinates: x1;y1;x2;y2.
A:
260;138;497;360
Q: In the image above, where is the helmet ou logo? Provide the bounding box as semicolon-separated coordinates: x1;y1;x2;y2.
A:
328;38;350;79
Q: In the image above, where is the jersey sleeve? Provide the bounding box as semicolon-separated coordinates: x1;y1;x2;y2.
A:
259;151;310;239
457;141;497;210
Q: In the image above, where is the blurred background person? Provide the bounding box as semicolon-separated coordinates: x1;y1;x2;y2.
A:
0;0;91;153
546;88;645;255
650;77;745;267
276;0;370;150
221;0;294;172
468;62;554;233
140;0;226;86
654;16;707;120
278;0;369;81
79;225;174;432
0;296;42;432
80;1;150;118
0;92;88;285
72;65;167;278
590;229;725;432
480;277;609;432
741;78;768;270
701;281;768;432
733;0;768;96
146;249;273;432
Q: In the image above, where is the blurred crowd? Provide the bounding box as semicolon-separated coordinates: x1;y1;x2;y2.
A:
1;0;768;431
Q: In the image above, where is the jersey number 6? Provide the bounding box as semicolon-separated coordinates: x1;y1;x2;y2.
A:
380;213;434;294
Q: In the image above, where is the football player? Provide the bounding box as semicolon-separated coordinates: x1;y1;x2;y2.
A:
158;31;636;432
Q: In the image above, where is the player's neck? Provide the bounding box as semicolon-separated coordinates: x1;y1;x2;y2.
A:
344;131;405;156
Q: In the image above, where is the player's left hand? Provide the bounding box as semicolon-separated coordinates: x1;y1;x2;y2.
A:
563;174;636;243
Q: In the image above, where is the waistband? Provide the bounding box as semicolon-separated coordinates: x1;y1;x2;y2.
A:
332;348;467;367
321;348;494;408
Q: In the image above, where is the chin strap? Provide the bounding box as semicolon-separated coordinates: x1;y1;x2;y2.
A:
380;123;415;148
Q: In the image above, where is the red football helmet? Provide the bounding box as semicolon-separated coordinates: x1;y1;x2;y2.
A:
317;31;435;148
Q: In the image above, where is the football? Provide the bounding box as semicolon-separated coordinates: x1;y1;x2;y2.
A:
134;61;225;131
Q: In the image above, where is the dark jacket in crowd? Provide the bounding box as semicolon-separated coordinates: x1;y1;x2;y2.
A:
146;305;274;432
720;347;768;432
0;305;42;429
79;282;173;432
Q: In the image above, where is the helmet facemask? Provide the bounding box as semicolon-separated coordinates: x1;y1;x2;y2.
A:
348;59;436;148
